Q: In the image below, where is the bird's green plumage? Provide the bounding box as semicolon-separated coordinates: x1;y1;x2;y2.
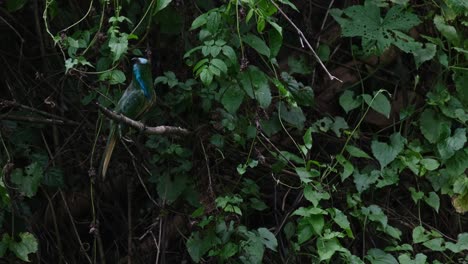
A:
101;57;155;178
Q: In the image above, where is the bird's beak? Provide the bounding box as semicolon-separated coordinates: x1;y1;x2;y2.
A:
131;57;140;64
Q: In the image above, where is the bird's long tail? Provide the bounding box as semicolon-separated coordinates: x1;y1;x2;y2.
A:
101;124;118;179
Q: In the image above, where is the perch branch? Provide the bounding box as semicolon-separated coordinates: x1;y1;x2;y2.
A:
270;0;342;82
96;103;191;136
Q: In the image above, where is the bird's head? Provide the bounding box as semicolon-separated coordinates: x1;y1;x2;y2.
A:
131;57;153;99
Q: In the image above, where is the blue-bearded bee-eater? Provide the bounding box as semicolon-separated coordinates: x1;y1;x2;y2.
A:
100;57;156;178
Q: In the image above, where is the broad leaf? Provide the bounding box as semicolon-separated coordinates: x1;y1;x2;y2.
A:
424;192;440;212
9;233;38;262
155;0;173;14
339;90;361;113
437;128;466;160
420;108;451;143
108;34;128;62
257;228;277;251
371;133;406;168
346;145;371;159
243;34;270;57
317;237;343;261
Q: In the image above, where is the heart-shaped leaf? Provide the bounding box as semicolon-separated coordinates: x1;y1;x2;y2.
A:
371;133;406;168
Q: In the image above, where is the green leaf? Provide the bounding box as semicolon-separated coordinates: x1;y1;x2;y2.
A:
331;4;420;55
257;228;277;251
303;128;313;150
434;15;459;45
9;233;38;262
199;68;213;86
369;92;391;118
211;59;227;74
222;46;237;64
221;85;245;114
317;237;342;261
157;173;188;204
310;214;325;235
336;154;354;181
317;44;330;62
11;163;43;198
409;187;424;203
239;66;271;108
0;234;10;257
297;219;314;244
398;253;427;264
339;90;361;113
155;0;173;13
424;192;440;212
445;233;468;253
353;170;379;193
454;70;468;107
437;128;466;160
304;185;330;207
423;238;445;251
219;242;238;259
412;226;429;243
190;13;208;30
331;117;349;137
278;102;306;129
445;149;468;176
371;133;406;168
361;205;388;228
277;0;298;11
329;208;354;238
108;34;128;62
243;33;270;57
295;167;319;183
100;70;126;85
6;0;27;12
346;145;371;159
269;27;283;57
288;55;312;75
187;232;213;262
366;248;398;264
420;109;451;143
413;43;437;68
420;158;440;171
255;82;272;109
250;198;268;211
293;206;327;217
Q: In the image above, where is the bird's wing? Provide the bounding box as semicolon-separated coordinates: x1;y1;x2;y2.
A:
116;86;149;119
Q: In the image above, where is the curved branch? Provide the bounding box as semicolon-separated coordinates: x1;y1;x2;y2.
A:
96;103;191;136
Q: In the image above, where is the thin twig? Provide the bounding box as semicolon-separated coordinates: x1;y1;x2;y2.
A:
270;0;342;82
96;103;190;136
0;114;79;125
127;174;133;264
199;138;215;198
59;190;93;263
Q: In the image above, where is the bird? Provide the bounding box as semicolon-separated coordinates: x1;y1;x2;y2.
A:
100;57;156;178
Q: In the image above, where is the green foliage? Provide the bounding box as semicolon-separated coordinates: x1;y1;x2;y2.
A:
0;233;38;262
331;1;436;67
2;0;467;262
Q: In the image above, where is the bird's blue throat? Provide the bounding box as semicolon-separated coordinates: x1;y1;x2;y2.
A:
133;64;151;99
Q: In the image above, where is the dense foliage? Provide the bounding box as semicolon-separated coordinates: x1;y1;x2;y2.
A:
0;0;467;263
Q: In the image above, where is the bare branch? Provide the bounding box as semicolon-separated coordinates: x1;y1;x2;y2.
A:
96;103;191;136
0;114;79;126
270;0;342;82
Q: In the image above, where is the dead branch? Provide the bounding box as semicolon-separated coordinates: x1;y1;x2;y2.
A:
96;103;191;136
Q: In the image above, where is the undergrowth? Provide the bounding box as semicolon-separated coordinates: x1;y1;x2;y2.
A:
0;0;467;263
